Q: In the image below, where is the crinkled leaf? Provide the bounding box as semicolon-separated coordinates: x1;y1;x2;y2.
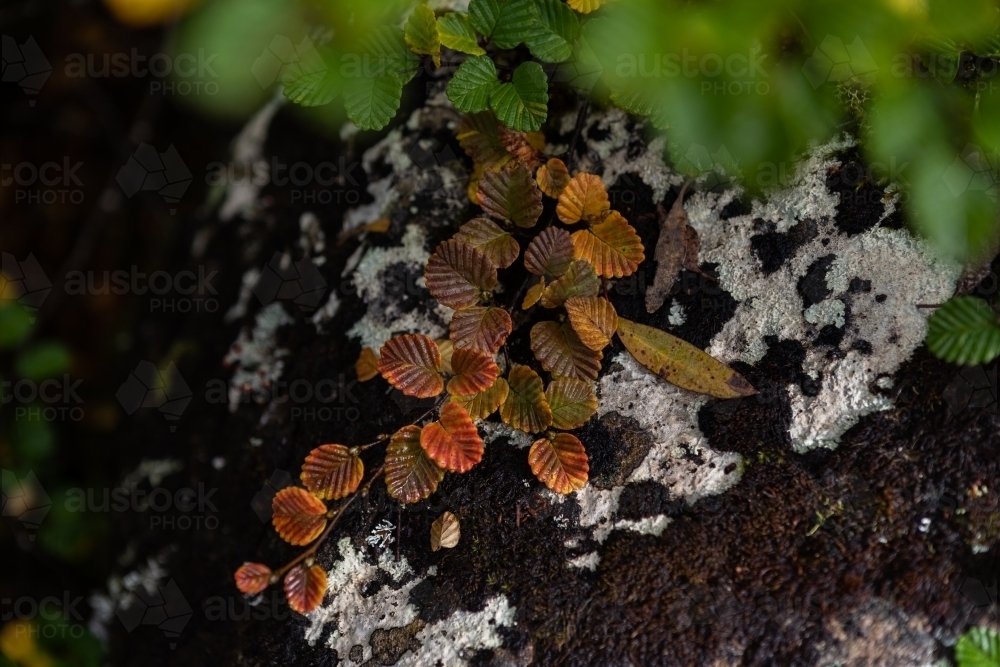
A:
565;296;618;351
356;347;379;381
378;334;444;398
406;4;442;67
469;0;538;49
447;55;499;113
344;73;403;131
282;48;340;107
420;402;484;472
524;227;574;278
610;87;670;129
523;279;545;309
529;433;588;493
572;211;645;278
437;338;456;374
498;126;544;170
617;318;757;399
300;444;364;500
926;296;1000;365
450;305;513;353
525;0;580;63
557;172;609;224
430;511;461;551
425;239;498;309
956;627;1000;667
235;563;272;595
530;320;602;381
284;564;327;614
452;377;509;419
456;112;510;167
448;347;500;396
359;26;420;83
537;158;571;198
438;12;485;56
567;0;606;13
546;377;598;430
272;487;327;546
501;364;552;433
540;259;600;308
490;61;548;132
455;218;520;268
386;425;445;503
478;163;544;228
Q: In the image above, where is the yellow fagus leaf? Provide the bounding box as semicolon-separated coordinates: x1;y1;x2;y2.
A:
300;444;364;500
571;211;645;278
478;163;543;228
284;564;327;614
356;347;379;381
272;487;328;546
235;563;273;595
386;425;445;503
530;321;602;381
430;511;461;551
425;239;498;309
420;401;484;472
528;433;589;493
498;126;544;170
567;0;606;12
524;227;574;279
523;279;545;309
468;162;487;204
454;217;520;269
616;318;757;399
557;173;609;224
437;339;455;374
565;296;618;351
450;306;512;353
500;365;552;433
526;131;546;151
451;377;509;419
456;112;510;168
546;378;598;429
447;347;500;396
540;260;601;308
536;158;571;198
405;4;442;67
379;334;444;398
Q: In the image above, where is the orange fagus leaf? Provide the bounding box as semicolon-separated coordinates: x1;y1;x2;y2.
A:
430;511;461;551
616;318;757;399
379;334;444;398
447;347;500;396
454;218;520;269
456;112;511;169
385;425;445;503
450;306;512;353
530;321;603;381
356;347;379;381
565;296;618;351
529;433;589;494
536;158;571;198
425;239;498;309
500;365;552;433
235;563;273;595
546;378;598;430
498;126;544;171
478;163;543;228
540;260;601;308
420;402;484;473
522;280;545;309
451;377;509;419
524;227;574;279
556;173;609;224
300;444;364;500
284;564;327;614
272;487;328;546
572;211;645;278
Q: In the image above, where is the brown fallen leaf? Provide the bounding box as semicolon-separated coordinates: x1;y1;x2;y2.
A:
645;180;711;313
616;318;756;399
430;511;461;551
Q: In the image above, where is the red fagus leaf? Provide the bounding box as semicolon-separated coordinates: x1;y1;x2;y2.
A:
478;163;543;228
300;444;364;500
500;365;552;433
420;402;484;473
528;433;589;494
378;334;444;398
498;126;544;171
571;211;645;278
385;425;445;503
454;218;520;269
565;296;618;351
284;564;327;614
540;260;601;308
425;239;498;309
524;227;574;279
530;321;603;381
447;347;500;396
536;158;571;198
449;306;512;353
556;173;609;224
235;563;273;595
272;487;328;546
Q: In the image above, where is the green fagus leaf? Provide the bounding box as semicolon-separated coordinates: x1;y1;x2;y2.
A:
358;26;420;84
438;11;485;56
478;163;544;227
956;627;1000;667
0;303;32;348
405;4;442;68
469;0;539;50
448;55;500;113
490;61;549;132
524;0;580;63
609;87;670;129
344;73;403;131
281;46;340;107
926;296;1000;365
16;342;71;380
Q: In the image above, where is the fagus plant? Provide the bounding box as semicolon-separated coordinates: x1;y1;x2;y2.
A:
235;111;756;614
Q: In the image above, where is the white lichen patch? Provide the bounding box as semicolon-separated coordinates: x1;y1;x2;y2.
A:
804;299;846;328
480;420;534;449
567;552;601;571
668;300;687;326
120;459;183;487
397;596;516;667
219;94;284;222
613;515;671;537
223;302;292;412
88;554;172;643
